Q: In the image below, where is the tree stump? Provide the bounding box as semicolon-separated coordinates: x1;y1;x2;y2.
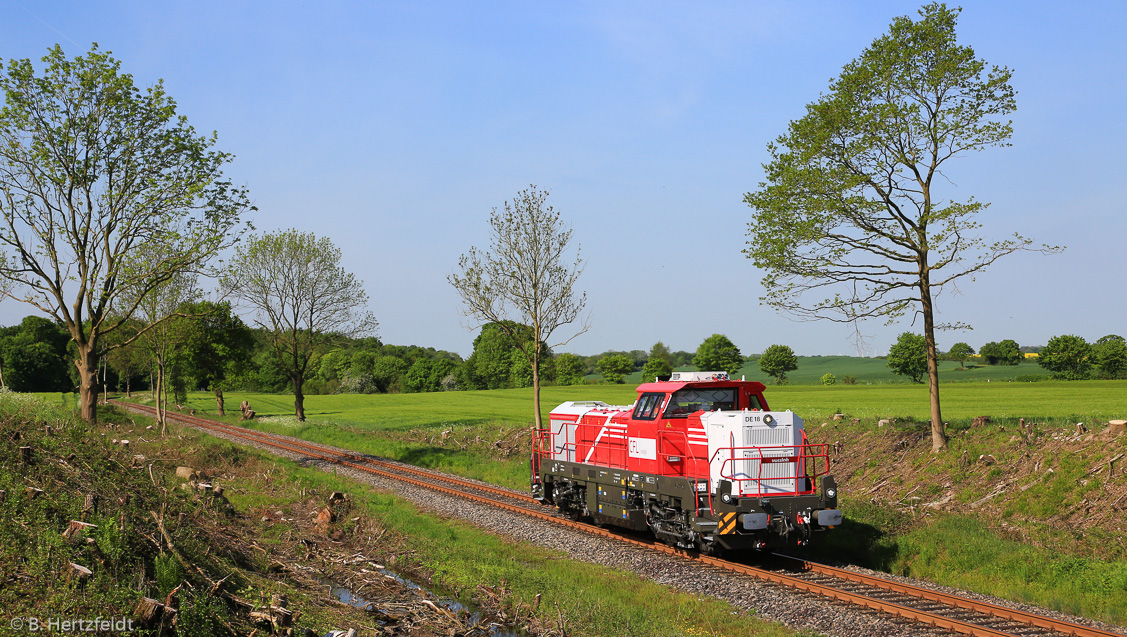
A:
83;494;99;517
18;446;31;463
133;597;166;628
64;520;98;542
25;487;44;499
66;562;92;586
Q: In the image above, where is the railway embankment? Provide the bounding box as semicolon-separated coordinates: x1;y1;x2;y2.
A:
804;414;1127;623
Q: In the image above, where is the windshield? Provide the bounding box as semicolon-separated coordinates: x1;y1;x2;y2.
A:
664;387;736;418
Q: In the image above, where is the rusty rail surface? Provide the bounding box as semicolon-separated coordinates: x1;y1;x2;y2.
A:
113;400;1122;637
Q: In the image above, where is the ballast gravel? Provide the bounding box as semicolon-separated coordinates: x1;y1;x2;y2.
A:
179;420;1125;637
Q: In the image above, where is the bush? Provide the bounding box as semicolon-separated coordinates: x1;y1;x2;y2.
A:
841;375;858;385
820;373;837;386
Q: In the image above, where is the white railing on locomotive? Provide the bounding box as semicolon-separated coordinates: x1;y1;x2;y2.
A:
560;417;629;469
549;418;577;462
709;443;825;496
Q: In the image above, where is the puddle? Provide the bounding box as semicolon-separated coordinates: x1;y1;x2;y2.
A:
321;567;530;636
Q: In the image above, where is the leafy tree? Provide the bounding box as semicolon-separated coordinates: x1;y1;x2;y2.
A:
461;322;526;390
222;230;376;419
947;342;975;369
596;354;633;384
449;186;588;430
742;5;1055;452
888;332;928;383
0;44;251;423
1093;335;1127;380
980;339;1021;366
641;341;673;381
0;316;71;391
104;319;149;397
554;353;586;386
180;301;254;415
405;358;457;393
135;267;199;431
758;344;798;384
369;355;407;394
693;334;744;376
1037;334;1092;380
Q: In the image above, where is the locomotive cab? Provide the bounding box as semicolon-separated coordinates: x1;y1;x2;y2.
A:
533;372;841;553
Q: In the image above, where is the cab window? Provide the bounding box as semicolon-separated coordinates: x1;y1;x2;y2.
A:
664;387;737;418
632;393;665;420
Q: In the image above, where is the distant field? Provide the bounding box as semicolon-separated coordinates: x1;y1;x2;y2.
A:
615;356;1050;386
107;378;1126;432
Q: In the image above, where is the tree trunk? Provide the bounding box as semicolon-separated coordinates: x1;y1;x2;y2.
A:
920;277;947;452
531;351;543;431
156;360;167;435
294;372;305;421
75;343;99;423
215;388;225;417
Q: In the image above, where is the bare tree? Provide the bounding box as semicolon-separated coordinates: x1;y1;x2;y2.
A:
449;186;588;431
222;230;376;421
0;45;250;422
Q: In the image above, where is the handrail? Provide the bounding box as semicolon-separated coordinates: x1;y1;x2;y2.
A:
708;443;830;497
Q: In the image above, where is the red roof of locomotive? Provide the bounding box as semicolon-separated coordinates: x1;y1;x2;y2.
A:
634;378;768;395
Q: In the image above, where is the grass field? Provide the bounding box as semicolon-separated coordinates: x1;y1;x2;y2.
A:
102;377;1126;429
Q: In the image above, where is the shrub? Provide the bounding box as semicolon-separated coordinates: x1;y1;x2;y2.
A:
820;373;837;386
842;375;858;385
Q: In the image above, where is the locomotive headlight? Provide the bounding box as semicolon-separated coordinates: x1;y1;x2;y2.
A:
721;493;733;504
826;488;836;499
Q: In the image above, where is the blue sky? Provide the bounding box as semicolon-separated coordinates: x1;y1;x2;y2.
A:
3;1;1124;358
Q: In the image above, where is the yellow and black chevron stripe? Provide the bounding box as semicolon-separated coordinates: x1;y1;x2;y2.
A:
718;512;738;534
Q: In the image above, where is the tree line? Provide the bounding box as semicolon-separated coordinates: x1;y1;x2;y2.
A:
886;333;1127;382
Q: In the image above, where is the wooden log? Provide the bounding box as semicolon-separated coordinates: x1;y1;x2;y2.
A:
133;597;166;628
25;487;44;499
63;520;98;542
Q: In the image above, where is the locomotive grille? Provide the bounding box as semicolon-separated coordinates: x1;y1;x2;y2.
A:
738;423;798;495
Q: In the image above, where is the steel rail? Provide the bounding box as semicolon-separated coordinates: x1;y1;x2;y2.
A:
114;401;536;505
773;555;1115;637
114;401;1122;637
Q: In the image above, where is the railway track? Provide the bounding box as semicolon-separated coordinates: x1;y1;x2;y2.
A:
114;401;1122;637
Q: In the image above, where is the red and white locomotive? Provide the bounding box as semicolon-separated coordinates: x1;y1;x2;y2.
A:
532;372;841;553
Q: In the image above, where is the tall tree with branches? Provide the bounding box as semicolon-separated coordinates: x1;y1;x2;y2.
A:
0;44;251;423
743;4;1057;452
449;186;588;431
222;230;377;421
